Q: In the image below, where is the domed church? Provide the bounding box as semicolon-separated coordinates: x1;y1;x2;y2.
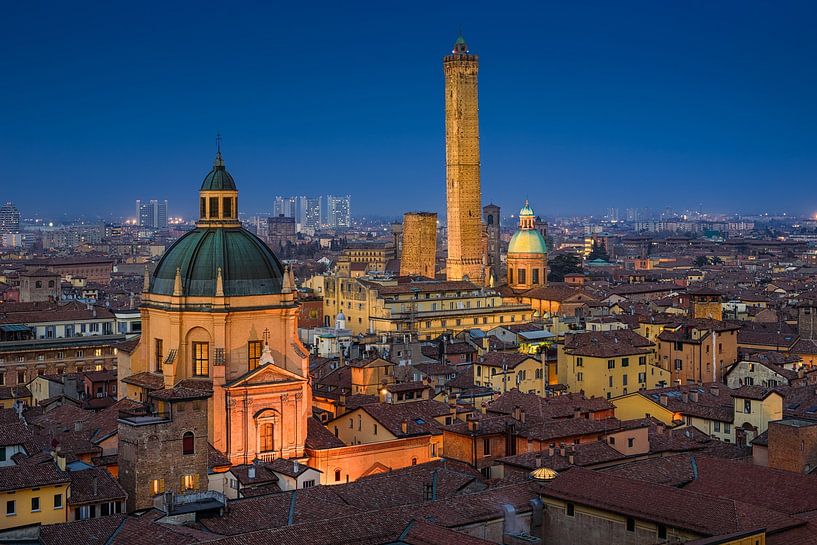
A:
119;148;310;465
507;200;548;291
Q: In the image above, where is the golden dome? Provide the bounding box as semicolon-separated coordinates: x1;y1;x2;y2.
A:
508;230;547;255
529;467;559;481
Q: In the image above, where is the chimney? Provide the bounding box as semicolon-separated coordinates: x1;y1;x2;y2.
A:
535;454;542;468
401;419;408;434
690;390;699;402
559;443;566;457
659;394;668;406
681;392;689;403
548;443;555;457
92;476;98;496
710;385;720;397
568;452;575;465
74;421;84;432
248;465;256;479
656;423;665;435
293;460;300;474
466;414;480;432
573;407;582;419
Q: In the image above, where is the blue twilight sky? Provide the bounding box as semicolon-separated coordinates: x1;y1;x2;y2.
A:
1;1;817;220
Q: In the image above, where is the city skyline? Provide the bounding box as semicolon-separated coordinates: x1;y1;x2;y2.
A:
2;2;816;219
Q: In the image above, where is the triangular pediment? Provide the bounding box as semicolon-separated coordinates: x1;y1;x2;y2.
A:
360;461;391;478
225;363;307;389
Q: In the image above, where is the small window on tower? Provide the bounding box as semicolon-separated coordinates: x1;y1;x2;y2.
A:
200;197;206;218
223;197;233;218
209;197;219;218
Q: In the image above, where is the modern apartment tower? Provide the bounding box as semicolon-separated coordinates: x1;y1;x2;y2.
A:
444;35;485;285
136;199;168;229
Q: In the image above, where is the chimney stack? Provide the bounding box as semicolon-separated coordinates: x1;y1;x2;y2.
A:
548;443;555;457
401;419;408;434
681;392;689;403
690;391;699;402
710;385;720;397
559;443;566;457
659;394;668;406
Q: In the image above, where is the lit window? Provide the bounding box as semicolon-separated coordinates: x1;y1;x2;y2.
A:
248;341;263;370
192;342;209;376
150;479;165;496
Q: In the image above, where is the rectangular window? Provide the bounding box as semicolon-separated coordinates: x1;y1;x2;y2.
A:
626;517;635;532
155;338;163;369
608;360;615;369
621;357;629;367
483;438;490;456
54;494;63;509
725;423;731;433
31;497;40;512
658;524;667;539
223;197;233;218
576;357;583;367
518;269;526;284
180;474;198;491
744;400;752;414
532;268;539;284
639;356;646;365
714;421;720;432
209;197;219;218
6;500;15;515
302;480;315;488
17;371;25;384
622;374;628;386
248;340;263;370
674;359;682;371
200;197;206;218
192;342;209;376
566;502;575;517
150;479;165;496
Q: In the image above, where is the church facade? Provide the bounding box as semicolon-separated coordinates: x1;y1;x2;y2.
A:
118;149;311;465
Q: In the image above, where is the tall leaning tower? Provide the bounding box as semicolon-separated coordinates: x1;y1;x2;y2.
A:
444;34;485;285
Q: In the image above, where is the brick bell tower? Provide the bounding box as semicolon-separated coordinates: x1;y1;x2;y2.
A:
444;34;486;285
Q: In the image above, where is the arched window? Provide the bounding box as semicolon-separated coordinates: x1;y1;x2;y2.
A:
334;469;341;482
260;423;274;452
48;280;55;288
182;432;194;455
411;457;417;465
35;281;42;288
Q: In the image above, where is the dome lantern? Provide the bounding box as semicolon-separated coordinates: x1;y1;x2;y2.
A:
198;136;239;227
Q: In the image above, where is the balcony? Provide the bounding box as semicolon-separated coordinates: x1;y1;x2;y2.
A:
155;490;226;516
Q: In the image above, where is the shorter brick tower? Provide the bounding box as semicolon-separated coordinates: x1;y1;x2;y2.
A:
400;212;438;278
483;204;501;284
118;387;212;511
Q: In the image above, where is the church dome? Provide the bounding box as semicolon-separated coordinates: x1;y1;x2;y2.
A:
150;228;284;297
508;228;547;255
149;147;284;297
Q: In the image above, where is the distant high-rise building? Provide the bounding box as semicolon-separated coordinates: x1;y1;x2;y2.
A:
444;34;484;285
326;195;351;228
303;197;322;231
273;196;314;231
135;199;168;229
0;202;20;234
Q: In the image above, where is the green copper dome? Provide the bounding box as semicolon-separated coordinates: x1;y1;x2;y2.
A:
508;229;548;255
200;151;236;191
150;228;284;297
